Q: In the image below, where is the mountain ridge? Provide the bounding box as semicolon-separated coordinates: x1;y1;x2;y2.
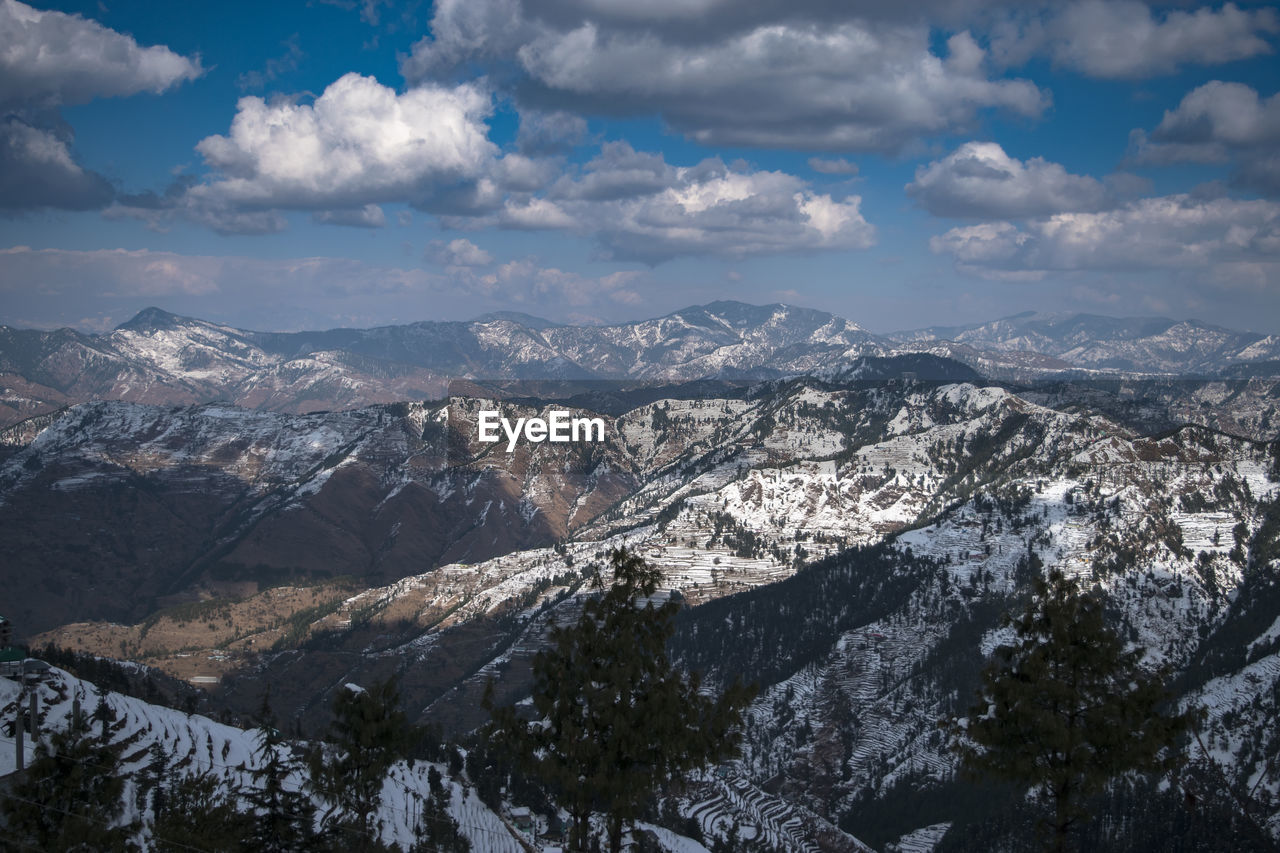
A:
3;302;1279;431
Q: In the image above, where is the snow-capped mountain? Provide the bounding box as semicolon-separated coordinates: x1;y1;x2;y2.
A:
892;311;1280;375
6;302;1279;430
0;303;887;428
0;309;450;428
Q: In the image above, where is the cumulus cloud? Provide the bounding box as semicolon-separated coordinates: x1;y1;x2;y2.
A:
400;1;1270;152
174;88;877;259
427;237;494;266
191;73;496;210
1129;81;1280;196
930;194;1280;279
516;109;588;155
400;0;525;79
0;0;202;211
907;141;1111;218
520;26;1043;151
0;115;113;211
990;1;1278;79
499;197;578;230
589;166;875;263
118;57;874;259
404;1;1045;152
548;141;676;201
1138;81;1280;157
109;73;503;233
0;0;202;109
526;150;877;262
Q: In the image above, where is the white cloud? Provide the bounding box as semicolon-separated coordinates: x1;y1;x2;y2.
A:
907;141;1110;218
991;1;1278;79
427;237;494;267
421;143;880;262
1129;81;1280;196
1139;81;1280;155
930;194;1280;277
516;25;1044;151
128;59;875;259
930;221;1030;265
0;0;203;109
499;197;578;230
525;151;877;262
516;109;588;155
404;1;1046;153
190;73;497;211
0;0;201;211
548;141;675;201
582;163;875;262
492;152;558;193
400;0;526;80
0;116;113;210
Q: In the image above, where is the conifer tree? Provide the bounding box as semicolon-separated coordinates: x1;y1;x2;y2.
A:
1;703;139;851
954;568;1193;852
309;677;411;848
489;548;755;853
246;688;316;852
153;769;255;852
409;765;470;852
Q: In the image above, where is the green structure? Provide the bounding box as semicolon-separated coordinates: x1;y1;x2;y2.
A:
0;615;24;678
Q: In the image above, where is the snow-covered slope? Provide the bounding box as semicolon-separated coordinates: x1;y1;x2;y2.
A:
8;371;1280;849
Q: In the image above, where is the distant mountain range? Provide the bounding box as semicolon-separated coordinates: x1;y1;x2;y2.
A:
890;310;1280;375
2;302;1278;427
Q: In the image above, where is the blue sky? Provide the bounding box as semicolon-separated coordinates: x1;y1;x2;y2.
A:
1;0;1278;334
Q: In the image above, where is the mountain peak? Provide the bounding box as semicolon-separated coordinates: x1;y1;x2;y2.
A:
470;311;561;329
115;307;187;333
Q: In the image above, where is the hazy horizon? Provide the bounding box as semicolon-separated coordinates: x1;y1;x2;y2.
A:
4;299;1275;339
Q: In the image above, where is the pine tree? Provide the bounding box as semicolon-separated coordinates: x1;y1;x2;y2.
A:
1;703;139;851
954;568;1193;852
489;548;755;853
153;768;255;852
246;688;317;852
309;677;411;848
409;765;470;852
